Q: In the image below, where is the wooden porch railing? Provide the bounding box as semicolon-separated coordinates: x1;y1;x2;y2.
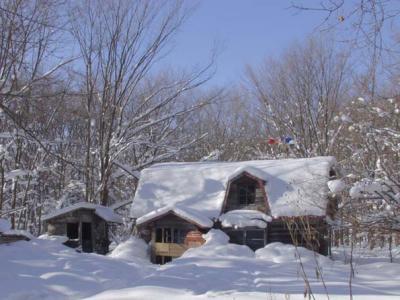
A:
153;242;188;257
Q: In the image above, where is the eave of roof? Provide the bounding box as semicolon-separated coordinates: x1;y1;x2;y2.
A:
136;206;213;229
42;202;123;224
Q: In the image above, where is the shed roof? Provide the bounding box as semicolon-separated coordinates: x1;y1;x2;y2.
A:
130;157;336;227
43;202;123;224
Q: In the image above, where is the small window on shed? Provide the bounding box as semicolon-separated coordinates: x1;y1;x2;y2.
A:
67;223;79;239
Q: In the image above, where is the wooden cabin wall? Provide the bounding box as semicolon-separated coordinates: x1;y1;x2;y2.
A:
139;214;204;263
267;218;329;255
223;218;330;255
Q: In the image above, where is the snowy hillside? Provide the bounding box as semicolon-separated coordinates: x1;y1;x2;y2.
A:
1;231;399;300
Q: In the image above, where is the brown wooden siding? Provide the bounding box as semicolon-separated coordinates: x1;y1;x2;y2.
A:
139;213;206;263
267;217;329;255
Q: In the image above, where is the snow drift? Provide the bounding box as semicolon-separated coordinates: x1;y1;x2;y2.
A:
108;237;150;262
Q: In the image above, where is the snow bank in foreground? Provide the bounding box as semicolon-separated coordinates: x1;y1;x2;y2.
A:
0;238;154;299
256;242;331;265
88;240;400;300
86;288;400;300
108;237;149;262
2;233;400;300
181;229;254;258
219;210;271;229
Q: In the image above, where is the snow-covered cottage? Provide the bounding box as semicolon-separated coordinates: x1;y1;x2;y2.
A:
43;202;123;254
130;157;339;264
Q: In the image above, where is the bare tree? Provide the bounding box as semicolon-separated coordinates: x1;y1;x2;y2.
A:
291;1;400;53
246;37;351;158
69;0;219;206
179;88;265;162
292;1;400;101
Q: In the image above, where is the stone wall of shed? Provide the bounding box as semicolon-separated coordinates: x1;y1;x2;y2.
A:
45;209;110;254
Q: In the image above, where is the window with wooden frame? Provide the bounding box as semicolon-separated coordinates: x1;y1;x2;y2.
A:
238;184;256;205
155;227;187;244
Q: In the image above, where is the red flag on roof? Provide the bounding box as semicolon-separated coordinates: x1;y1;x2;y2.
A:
267;138;279;145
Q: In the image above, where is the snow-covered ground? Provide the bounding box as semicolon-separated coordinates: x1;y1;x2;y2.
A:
0;236;154;300
1;230;399;300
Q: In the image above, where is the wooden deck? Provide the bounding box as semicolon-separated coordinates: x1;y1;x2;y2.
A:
153;242;189;257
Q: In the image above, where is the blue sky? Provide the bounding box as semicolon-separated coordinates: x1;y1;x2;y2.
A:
159;0;327;86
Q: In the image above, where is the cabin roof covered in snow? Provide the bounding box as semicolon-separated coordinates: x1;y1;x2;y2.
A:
130;156;336;226
43;202;123;223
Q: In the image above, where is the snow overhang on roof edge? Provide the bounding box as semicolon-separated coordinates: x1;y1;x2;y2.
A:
136;206;214;229
42;202;123;224
130;156;337;220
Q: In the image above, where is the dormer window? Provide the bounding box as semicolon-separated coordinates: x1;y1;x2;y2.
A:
238;184;256;205
223;172;269;213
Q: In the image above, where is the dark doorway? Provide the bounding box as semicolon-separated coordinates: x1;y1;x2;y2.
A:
66;223;79;239
155;255;172;265
81;222;93;253
65;223;80;248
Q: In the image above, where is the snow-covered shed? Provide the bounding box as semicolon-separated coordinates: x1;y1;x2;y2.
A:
43;202;123;254
130;157;339;263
